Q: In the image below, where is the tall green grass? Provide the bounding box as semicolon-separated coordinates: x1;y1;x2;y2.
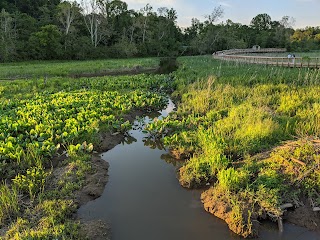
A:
0;184;19;226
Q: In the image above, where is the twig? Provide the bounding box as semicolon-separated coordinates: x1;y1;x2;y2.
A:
290;157;306;166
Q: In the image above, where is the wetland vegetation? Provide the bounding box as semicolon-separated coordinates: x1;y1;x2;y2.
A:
0;62;174;239
146;56;320;237
1;0;320;238
1;52;319;239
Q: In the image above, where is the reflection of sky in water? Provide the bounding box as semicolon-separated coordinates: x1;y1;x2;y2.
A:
158;99;175;119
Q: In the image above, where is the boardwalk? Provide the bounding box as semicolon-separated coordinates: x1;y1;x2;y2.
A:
213;48;320;69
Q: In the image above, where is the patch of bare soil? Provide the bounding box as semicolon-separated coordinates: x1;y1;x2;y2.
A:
49;153;111;239
74;155;109;206
79;220;111;240
201;187;260;238
285;204;320;232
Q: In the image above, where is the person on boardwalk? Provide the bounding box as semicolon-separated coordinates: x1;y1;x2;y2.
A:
292;54;295;64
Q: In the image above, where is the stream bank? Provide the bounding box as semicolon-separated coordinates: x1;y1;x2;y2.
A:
77;99;320;240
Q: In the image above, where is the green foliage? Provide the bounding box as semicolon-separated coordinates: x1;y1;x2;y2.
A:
28;25;62;60
217;168;250;192
0;61;172;238
179;151;229;187
13;166;50;201
0;184;19;226
0;58;159;79
67;142;93;158
4;200;80;240
56;154;92;197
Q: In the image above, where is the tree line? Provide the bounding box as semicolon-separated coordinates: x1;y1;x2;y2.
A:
0;0;319;62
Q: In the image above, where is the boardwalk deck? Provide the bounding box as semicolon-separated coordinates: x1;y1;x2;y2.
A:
213;48;320;69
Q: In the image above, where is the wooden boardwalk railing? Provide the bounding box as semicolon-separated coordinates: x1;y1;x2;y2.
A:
213;48;320;69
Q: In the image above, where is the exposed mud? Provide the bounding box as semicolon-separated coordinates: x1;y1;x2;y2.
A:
79;219;111;240
201;187;260;238
74;155;109;206
285;204;320;231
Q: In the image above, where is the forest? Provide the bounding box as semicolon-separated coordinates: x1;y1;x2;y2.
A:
1;0;320;62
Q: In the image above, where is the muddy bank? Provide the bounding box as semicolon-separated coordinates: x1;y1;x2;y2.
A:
48;152;111;239
181;139;320;238
79;220;111;240
201;186;260;238
285;203;320;231
200;186;320;238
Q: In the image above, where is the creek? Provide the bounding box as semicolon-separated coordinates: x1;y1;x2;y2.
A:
78;99;319;240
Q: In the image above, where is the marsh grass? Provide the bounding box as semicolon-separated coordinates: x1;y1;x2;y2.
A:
0;57;159;79
0;184;19;226
150;55;320;237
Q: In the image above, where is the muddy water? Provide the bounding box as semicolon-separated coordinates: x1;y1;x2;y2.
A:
78;100;320;240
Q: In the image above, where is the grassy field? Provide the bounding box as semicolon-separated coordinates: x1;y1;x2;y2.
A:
147;56;320;237
0;57;159;79
0;64;172;239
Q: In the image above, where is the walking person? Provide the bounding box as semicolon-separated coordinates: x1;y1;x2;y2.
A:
292;54;295;64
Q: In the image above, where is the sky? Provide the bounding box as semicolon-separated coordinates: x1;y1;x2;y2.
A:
124;0;320;29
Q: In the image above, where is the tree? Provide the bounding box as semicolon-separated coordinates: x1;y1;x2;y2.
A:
139;4;153;43
98;0;131;45
81;0;107;47
250;13;272;31
280;16;295;29
11;0;60;20
57;1;81;36
205;5;224;25
28;24;62;59
0;9;16;61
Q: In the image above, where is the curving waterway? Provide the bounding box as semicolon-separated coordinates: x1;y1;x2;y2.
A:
78;99;320;240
